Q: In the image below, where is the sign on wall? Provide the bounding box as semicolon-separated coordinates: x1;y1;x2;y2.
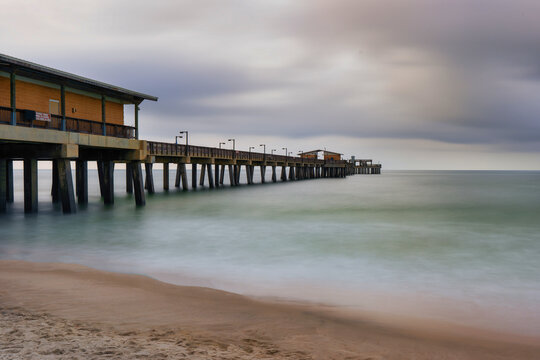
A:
35;112;51;122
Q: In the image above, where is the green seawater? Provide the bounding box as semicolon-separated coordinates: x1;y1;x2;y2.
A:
1;169;539;335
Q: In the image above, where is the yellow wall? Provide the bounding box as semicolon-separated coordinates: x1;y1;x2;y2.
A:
0;77;124;125
324;154;341;161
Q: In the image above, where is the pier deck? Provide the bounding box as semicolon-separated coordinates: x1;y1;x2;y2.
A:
0;123;380;215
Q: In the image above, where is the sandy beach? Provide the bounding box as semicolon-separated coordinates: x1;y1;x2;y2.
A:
0;260;538;359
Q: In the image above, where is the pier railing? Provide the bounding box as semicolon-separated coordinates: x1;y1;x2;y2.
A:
0;107;135;139
147;141;341;165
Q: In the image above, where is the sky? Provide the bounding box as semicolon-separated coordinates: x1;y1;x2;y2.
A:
2;0;540;169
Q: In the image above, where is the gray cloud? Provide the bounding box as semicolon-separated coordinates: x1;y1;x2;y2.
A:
2;0;540;165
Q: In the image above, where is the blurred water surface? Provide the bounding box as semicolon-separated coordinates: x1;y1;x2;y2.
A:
1;169;539;336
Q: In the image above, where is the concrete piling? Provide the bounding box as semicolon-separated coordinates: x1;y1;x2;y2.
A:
24;158;38;213
163;163;169;191
76;160;88;205
57;159;76;214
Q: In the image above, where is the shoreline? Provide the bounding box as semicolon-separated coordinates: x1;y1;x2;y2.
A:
1;260;539;359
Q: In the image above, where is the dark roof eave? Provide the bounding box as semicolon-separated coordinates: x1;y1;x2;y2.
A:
0;53;158;103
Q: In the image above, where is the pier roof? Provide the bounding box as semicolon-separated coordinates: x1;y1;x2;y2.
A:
0;53;158;104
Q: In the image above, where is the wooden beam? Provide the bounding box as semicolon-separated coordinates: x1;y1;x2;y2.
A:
24;159;38;213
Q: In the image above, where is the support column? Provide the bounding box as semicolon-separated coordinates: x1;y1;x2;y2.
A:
10;71;16;126
163;163;169;191
134;103;140;140
181;164;188;191
102;161;114;205
260;166;266;183
288;166;294;180
97;161;105;198
6;160;13;203
61;85;66;131
126;163;133;194
145;163;155;194
51;160;60;203
57;159;76;214
246;165;252;185
272;166;277;183
235;165;241;185
175;163;181;188
101;95;107;136
131;162;145;206
281;166;287;181
24;159;38;213
0;159;6;213
192;163;197;189
228;165;234;186
199;163;206;186
207;164;214;188
76;160;88;205
220;165;225;185
214;164;220;187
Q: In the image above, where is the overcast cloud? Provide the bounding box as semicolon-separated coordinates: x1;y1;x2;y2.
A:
2;0;540;169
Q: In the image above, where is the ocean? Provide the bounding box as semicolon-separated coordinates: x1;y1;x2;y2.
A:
1;168;539;336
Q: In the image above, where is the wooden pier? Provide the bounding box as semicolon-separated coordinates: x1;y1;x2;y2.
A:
0;53;381;215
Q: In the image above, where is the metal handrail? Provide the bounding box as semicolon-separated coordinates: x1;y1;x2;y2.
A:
0;106;135;139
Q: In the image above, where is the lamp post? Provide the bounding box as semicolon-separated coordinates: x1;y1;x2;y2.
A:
282;147;288;162
259;144;266;161
271;149;276;155
219;142;225;149
179;130;188;156
228;138;235;150
249;146;254;160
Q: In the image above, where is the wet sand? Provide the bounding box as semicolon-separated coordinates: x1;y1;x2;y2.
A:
0;260;538;359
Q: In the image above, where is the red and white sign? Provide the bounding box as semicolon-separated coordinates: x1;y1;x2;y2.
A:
36;112;51;122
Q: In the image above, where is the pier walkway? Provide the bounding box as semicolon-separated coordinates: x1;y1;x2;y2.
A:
0;123;380;214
